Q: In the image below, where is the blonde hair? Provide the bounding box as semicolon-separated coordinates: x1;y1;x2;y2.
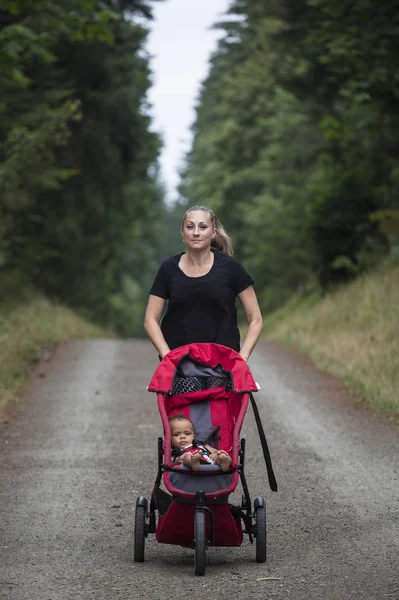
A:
182;205;233;256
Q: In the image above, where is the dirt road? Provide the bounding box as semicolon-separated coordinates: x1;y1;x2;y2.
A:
0;340;398;599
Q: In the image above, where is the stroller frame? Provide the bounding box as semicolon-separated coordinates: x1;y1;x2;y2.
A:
133;343;277;575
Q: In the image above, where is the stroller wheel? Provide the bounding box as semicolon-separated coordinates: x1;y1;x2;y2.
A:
134;500;147;562
194;509;207;576
254;497;267;563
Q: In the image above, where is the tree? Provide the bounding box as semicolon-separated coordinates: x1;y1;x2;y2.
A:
0;0;167;336
181;0;397;309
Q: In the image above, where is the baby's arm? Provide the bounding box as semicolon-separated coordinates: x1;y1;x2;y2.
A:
204;443;217;455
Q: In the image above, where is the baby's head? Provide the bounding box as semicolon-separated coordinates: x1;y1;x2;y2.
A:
169;413;195;449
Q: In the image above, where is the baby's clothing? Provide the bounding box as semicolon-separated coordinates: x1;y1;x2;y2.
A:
172;443;214;465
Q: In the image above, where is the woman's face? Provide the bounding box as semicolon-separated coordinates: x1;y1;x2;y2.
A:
182;210;215;251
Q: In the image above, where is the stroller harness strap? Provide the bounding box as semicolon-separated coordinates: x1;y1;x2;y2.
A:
249;393;278;492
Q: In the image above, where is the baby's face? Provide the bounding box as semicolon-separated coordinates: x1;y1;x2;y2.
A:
170;418;195;449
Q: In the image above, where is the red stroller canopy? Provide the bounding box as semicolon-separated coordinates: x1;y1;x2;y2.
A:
148;343;258;394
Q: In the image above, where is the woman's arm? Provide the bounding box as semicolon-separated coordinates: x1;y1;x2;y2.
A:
237;286;263;362
143;295;170;358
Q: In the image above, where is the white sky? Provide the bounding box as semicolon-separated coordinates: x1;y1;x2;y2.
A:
146;0;231;202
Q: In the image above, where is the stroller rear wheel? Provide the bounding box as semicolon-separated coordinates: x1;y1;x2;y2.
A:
254;497;267;563
134;499;147;562
194;509;207;576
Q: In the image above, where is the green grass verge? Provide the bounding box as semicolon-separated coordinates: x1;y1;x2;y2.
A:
262;260;399;421
0;291;115;416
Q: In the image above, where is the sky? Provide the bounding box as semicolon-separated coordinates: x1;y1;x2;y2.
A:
146;0;232;202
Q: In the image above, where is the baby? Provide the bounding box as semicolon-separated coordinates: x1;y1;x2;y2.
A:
169;413;232;472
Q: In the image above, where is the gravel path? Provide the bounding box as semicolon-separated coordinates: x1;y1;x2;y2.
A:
0;339;398;599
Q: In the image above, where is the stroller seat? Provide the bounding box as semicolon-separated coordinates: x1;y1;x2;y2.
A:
159;356;249;495
168;384;237;493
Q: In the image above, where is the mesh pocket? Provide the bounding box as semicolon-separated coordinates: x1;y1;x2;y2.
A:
172;376;202;395
205;375;232;390
171;375;231;394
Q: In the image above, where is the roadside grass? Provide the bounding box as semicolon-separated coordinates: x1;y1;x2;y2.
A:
262;260;399;421
0;290;114;416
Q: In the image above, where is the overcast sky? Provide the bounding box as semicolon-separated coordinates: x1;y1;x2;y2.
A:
146;0;231;202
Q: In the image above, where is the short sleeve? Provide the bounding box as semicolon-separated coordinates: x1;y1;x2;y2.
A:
149;262;169;299
231;258;255;295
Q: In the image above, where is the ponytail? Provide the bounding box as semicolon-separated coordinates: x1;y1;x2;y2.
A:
182;205;233;256
211;214;233;256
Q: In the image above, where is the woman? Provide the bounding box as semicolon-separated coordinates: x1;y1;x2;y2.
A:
144;205;263;361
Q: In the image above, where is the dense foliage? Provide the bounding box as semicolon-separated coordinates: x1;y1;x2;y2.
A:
0;0;165;335
180;0;399;311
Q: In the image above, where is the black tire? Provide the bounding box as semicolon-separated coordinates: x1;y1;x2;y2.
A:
255;505;267;563
134;505;146;562
194;509;207;576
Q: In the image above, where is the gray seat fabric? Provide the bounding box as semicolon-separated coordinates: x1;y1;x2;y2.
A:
169;469;234;494
177;357;228;378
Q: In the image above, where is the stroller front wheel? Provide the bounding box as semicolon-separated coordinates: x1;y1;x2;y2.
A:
194;509;207;576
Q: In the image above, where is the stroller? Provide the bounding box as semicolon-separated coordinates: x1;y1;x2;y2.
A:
134;342;277;575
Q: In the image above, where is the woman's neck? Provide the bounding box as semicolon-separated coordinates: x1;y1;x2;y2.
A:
184;248;213;267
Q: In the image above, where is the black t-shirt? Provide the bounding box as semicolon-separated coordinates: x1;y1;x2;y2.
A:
149;251;255;351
